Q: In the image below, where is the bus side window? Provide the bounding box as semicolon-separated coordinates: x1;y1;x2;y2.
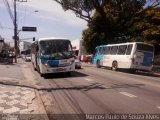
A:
126;44;133;55
110;46;118;55
105;46;111;55
117;45;127;55
100;47;105;54
99;47;103;54
95;48;98;54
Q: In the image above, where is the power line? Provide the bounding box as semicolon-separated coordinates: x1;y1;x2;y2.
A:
3;0;14;24
1;26;14;30
0;23;3;29
17;1;27;27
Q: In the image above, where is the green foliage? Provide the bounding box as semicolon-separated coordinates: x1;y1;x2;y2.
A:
83;5;160;53
54;0;160;54
3;43;14;51
82;1;147;53
131;8;160;44
82;28;107;53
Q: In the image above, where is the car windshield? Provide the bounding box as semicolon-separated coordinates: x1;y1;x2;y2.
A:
40;40;74;60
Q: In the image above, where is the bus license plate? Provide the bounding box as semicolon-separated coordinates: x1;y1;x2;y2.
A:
55;68;66;72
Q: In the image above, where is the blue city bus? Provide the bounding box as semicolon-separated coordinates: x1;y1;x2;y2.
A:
93;42;154;72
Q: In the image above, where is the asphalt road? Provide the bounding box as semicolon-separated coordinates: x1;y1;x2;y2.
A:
27;62;160;120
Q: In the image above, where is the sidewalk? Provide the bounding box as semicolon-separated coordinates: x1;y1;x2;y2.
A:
0;59;48;120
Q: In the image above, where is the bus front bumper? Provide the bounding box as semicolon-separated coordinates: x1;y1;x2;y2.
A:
40;64;75;74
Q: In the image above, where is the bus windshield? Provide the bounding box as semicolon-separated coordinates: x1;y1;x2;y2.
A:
40;40;74;60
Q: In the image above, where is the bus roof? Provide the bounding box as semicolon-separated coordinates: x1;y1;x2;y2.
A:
107;42;153;46
96;42;152;48
38;37;70;41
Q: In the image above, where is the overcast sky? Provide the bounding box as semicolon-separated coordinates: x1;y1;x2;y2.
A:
0;0;87;42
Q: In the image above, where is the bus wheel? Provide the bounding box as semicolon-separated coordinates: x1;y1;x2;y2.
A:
33;64;37;71
34;67;37;71
96;60;101;68
38;66;43;75
37;66;40;73
112;61;118;71
40;73;45;77
38;67;45;77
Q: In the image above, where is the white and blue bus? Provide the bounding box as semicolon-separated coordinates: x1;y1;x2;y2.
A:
31;37;75;76
93;42;154;72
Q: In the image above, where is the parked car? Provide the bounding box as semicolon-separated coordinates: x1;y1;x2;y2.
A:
75;59;81;69
24;54;31;62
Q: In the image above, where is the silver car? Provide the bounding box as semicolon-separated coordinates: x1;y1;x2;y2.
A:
75;59;81;69
25;54;31;62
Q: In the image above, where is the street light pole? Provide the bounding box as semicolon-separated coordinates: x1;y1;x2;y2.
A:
13;0;27;63
14;0;18;63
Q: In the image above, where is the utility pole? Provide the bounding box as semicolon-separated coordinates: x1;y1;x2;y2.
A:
14;0;17;63
13;0;27;63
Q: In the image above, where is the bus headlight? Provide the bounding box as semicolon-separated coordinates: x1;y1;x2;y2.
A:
44;63;49;67
43;62;50;68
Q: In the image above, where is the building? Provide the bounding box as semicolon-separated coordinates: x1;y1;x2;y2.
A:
71;39;87;61
19;41;31;52
8;41;31;53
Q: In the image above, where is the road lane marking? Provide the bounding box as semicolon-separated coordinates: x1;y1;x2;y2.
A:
84;78;93;82
120;92;137;98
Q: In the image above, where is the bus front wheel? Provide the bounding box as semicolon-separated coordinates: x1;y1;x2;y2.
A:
37;66;44;77
112;61;118;71
96;60;101;68
32;62;37;71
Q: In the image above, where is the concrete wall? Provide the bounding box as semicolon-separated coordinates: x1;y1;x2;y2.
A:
19;41;31;51
71;39;87;56
8;41;31;52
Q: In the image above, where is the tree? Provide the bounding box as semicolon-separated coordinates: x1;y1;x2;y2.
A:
130;7;160;55
54;0;160;53
131;7;160;42
53;0;159;22
82;1;147;53
53;0;107;22
3;43;14;51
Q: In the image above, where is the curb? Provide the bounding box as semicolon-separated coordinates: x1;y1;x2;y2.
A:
35;90;50;120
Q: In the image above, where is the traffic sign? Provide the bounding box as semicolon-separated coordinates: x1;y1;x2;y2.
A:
22;26;37;32
0;40;4;42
